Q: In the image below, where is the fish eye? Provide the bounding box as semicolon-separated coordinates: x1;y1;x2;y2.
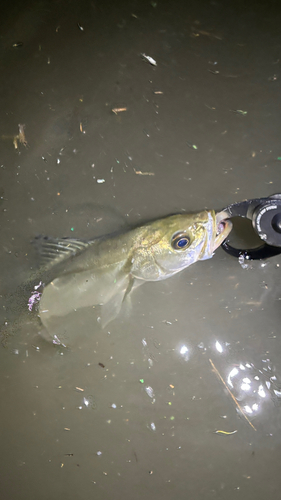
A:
171;232;191;250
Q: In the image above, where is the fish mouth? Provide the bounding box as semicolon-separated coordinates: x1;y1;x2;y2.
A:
213;211;233;251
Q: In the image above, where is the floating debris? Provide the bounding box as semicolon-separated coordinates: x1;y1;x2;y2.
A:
97;179;105;183
12;42;23;48
83;396;96;409
134;169;155;176
229;109;247;115
28;282;42;311
141;53;157;66
215;430;237;435
186;142;198;150
2;123;27;149
145;386;155;399
112;107;127;114
191;29;222;40
17;124;27;146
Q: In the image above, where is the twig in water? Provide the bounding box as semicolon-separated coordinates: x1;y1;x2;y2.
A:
209;358;256;431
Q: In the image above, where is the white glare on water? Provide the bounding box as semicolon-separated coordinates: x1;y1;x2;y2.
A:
258;385;266;398
227;367;239;388
215;341;223;353
180;345;188;355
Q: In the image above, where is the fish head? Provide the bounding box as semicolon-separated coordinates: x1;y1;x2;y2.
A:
131;210;232;280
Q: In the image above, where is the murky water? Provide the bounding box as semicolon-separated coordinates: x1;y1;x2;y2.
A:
1;0;281;498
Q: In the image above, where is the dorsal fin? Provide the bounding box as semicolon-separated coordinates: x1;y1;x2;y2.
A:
33;236;92;269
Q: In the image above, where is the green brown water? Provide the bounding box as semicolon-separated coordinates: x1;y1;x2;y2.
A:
1;1;281;499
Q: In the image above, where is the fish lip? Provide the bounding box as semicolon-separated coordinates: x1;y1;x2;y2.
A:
216;210;230;225
213;211;233;251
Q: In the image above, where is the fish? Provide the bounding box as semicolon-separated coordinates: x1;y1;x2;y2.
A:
36;210;232;334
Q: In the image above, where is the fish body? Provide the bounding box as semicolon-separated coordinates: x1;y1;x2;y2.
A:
38;210;232;330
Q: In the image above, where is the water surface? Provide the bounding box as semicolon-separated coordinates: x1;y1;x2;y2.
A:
1;1;281;499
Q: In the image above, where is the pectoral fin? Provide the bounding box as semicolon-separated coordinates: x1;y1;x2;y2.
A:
101;274;136;328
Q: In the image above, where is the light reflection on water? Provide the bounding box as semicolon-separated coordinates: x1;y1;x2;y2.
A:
174;337;281;423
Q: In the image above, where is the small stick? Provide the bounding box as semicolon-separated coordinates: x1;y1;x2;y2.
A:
112;107;127;114
209;358;257;431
